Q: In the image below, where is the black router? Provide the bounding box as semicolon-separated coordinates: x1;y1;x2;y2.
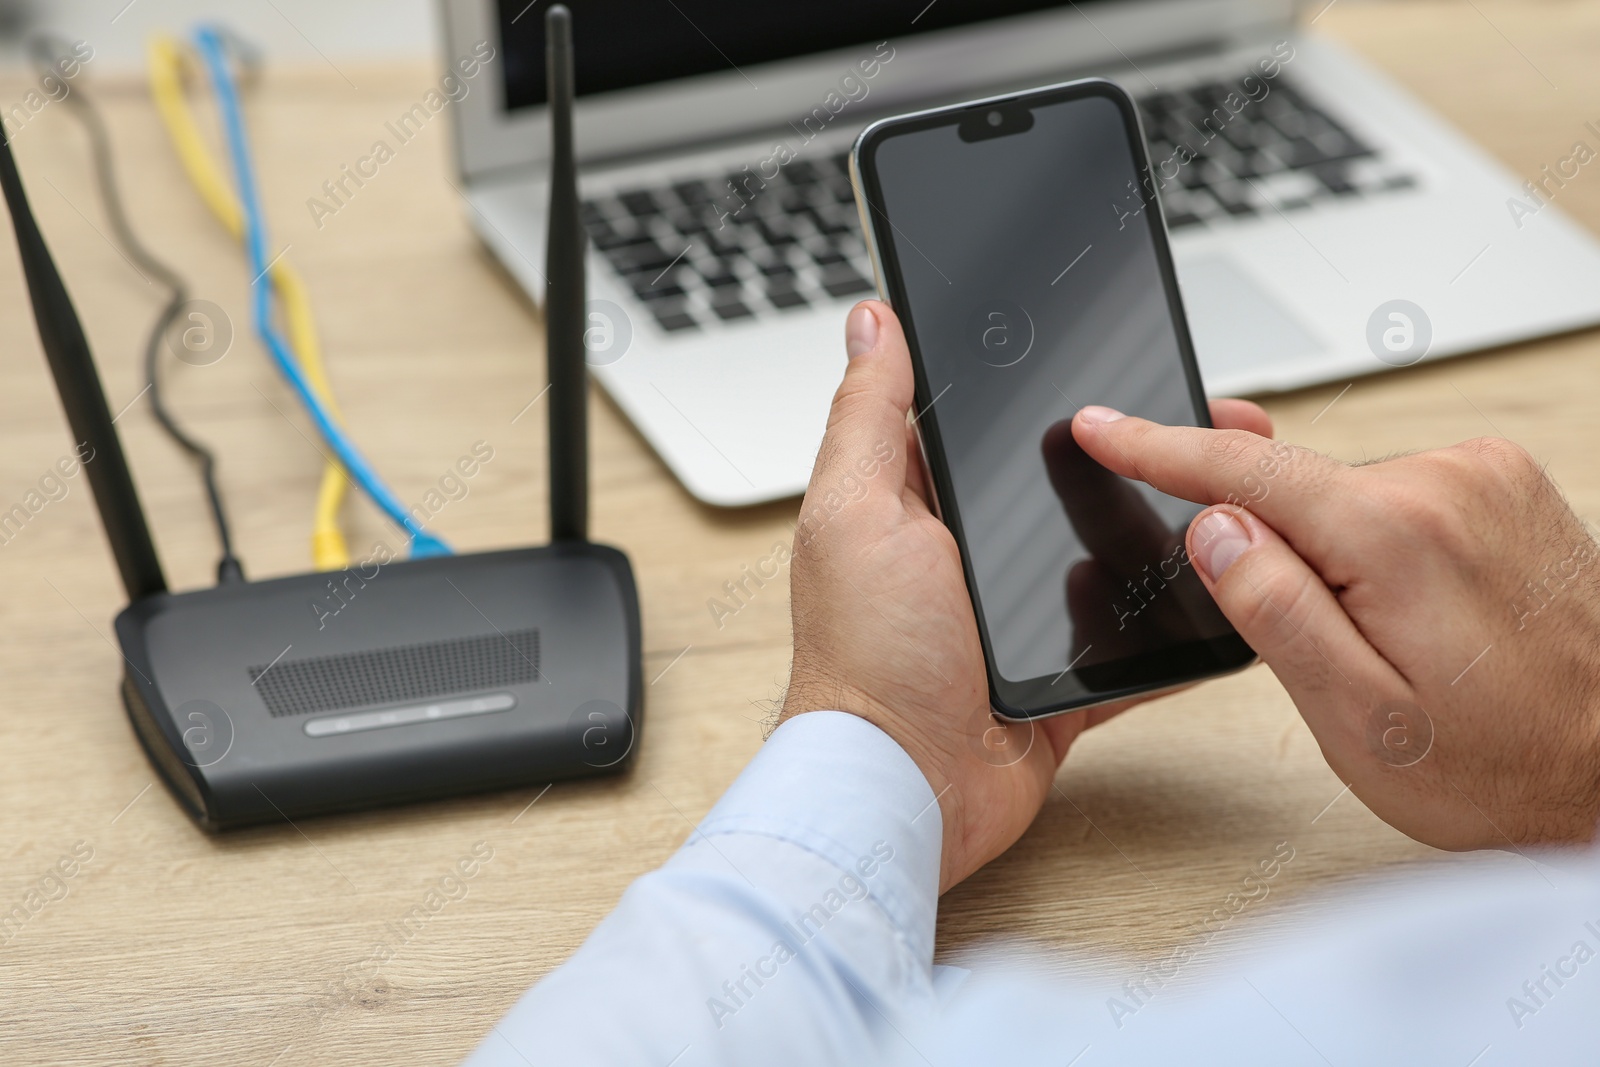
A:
0;7;641;830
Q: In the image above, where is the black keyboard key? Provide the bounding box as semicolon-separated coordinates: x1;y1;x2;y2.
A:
653;306;699;332
606;240;677;275
592;224;651;249
1140;90;1181;116
724;171;766;200
1253;147;1290;175
1280;128;1370;170
627;258;685;288
1311;164;1357;195
711;297;755;320
758;259;795;278
811;246;848;267
785;160;821;185
1160;115;1198;146
757;218;799;247
1283;137;1334;169
1267;109;1310;141
1165;210;1203;229
670;212;709;237
674;180;716;206
767;286;809;309
1226;152;1265;179
819;264;874;298
1326;132;1372;160
779;187;813;213
591;231;641;252
817;199;859;222
705;231;744;258
1220;121;1257;153
1210;186;1257;216
618;189;660;217
632;277;687;301
807;211;854;237
698;260;741;288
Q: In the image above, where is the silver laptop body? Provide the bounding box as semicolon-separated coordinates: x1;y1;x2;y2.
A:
443;0;1600;506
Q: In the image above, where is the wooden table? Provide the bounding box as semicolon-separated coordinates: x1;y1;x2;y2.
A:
1;2;1594;1061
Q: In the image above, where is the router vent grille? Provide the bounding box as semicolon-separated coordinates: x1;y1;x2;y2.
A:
250;629;541;717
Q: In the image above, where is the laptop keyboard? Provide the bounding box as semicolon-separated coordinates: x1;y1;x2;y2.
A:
1137;76;1414;226
582;74;1416;335
583;156;871;334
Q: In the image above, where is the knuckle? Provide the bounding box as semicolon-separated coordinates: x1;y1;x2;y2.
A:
1453;436;1544;485
1202;433;1326;506
1381;439;1548;556
1385;486;1472;554
1198;429;1263;474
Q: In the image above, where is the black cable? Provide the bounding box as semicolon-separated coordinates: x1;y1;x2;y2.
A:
32;38;244;584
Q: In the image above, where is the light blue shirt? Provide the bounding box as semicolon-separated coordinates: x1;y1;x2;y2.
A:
465;711;1599;1065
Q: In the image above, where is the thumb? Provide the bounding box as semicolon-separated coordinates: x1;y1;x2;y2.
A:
809;301;914;497
1186;505;1397;710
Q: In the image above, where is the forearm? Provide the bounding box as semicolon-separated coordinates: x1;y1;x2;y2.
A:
464;712;944;1067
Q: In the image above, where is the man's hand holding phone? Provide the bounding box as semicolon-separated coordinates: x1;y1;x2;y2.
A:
780;302;1275;892
852;79;1257;715
783;301;1600;895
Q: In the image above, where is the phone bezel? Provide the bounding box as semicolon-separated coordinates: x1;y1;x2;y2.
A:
850;77;1258;721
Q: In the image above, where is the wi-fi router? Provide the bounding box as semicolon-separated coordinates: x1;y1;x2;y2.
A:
0;6;642;829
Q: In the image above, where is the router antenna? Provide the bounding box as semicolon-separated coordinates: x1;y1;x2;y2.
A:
0;130;167;600
545;3;587;543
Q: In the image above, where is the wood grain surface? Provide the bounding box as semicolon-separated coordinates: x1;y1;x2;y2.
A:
0;3;1594;1062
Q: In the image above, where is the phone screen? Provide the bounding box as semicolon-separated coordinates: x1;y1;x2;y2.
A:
855;83;1253;716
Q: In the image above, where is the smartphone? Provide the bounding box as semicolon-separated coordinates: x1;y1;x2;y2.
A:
851;79;1256;720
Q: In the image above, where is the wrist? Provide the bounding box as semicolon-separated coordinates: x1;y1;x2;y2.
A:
780;680;962;888
779;683;945;791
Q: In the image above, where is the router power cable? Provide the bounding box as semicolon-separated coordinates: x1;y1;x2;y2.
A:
147;34;352;570
193;25;450;558
30;38;245;584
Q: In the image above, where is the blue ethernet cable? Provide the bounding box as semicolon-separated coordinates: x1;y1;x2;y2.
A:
193;26;450;558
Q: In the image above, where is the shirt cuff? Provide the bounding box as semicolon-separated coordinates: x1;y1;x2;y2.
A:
689;710;943;966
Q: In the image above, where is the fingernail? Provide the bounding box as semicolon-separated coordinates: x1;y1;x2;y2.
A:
1194;510;1251;581
846;303;879;359
1078;405;1125;424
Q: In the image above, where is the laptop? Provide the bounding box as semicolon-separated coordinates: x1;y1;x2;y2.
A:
442;0;1600;507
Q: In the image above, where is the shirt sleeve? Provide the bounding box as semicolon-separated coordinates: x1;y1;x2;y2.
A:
462;710;945;1067
890;850;1600;1066
465;704;1600;1067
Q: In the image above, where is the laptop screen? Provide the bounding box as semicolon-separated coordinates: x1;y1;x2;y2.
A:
496;1;1085;110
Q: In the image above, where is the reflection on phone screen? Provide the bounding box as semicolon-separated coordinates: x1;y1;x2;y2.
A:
865;90;1244;698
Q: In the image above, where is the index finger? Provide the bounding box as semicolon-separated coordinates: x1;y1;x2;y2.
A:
1069;406;1347;537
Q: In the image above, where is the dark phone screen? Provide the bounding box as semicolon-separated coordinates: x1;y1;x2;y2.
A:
862;88;1244;701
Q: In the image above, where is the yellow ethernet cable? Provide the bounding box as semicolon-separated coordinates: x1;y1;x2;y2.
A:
148;35;352;571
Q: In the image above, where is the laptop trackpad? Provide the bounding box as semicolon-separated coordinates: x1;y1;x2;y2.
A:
1177;254;1323;384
